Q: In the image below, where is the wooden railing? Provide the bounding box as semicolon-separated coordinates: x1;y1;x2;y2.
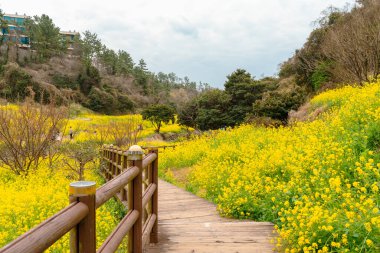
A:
0;145;158;253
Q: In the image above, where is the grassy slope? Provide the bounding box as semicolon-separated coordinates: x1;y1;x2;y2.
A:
159;81;380;252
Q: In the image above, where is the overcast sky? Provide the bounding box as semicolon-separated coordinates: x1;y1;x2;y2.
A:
1;0;354;88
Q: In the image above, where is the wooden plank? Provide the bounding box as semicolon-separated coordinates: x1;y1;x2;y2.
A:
145;180;275;253
145;244;273;253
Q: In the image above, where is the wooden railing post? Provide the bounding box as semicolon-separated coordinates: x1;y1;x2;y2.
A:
117;149;122;176
150;148;159;243
108;147;113;180
111;147;116;177
69;181;97;253
121;153;128;202
127;145;144;253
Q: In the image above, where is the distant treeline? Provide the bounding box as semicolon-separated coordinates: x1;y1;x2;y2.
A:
178;0;380;130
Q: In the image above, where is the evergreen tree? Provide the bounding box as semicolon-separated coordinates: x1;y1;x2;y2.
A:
141;104;176;133
25;14;64;62
80;30;102;67
116;50;134;75
134;59;149;95
0;9;8;46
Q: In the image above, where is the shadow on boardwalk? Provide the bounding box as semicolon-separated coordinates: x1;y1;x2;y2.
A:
145;180;275;253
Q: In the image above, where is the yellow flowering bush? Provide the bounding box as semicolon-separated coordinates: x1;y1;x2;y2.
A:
66;113;184;143
0;160;127;252
160;81;380;252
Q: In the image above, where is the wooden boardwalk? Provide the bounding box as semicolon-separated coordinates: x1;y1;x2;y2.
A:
145;180;275;253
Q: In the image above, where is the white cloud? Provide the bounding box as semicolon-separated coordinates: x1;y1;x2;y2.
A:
1;0;354;87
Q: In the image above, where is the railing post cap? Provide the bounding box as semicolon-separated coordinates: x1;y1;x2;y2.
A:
127;145;144;160
69;181;96;196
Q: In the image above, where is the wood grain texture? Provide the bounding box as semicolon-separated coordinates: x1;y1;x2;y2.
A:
145;180;275;253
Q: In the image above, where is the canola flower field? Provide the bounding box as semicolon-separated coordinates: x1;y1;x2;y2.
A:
160;81;380;252
0;162;126;252
0;109;183;251
1;81;380;252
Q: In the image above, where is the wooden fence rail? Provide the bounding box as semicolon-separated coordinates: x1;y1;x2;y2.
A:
0;145;158;253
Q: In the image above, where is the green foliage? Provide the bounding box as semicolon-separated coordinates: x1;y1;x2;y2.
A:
0;63;55;103
25;14;65;62
52;73;78;90
367;122;380;151
226;82;269;124
80;31;102;67
78;65;101;95
224;69;254;92
86;87;134;115
141;104;176;133
99;46;117;75
294;28;329;88
115;50;134;75
0;9;8;47
279;60;296;79
252;86;306;122
0;64;32;100
178;69;294;130
134;59;150;95
116;94;134;113
178;99;198;129
87;87;115;114
311;61;332;90
196;89;232;130
224;69;276;125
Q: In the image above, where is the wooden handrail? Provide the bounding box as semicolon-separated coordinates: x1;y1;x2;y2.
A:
96;166;139;208
97;210;139;253
142;214;157;246
142;183;157;208
0;145;159;253
142;153;157;169
0;202;89;253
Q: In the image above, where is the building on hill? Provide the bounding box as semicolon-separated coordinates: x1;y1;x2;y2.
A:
1;13;30;48
1;13;80;51
60;30;80;50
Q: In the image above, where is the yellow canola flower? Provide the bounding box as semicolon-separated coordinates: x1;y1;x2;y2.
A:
160;80;380;252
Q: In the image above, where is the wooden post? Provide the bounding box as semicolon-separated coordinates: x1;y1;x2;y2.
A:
150;148;159;243
108;148;112;180
127;145;144;253
117;150;122;176
69;181;96;253
127;171;134;253
121;153;128;202
111;149;116;177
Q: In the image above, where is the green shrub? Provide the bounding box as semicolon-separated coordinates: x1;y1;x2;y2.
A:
52;73;79;90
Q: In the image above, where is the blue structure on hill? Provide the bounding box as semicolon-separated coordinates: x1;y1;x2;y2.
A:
1;12;80;50
1;13;30;47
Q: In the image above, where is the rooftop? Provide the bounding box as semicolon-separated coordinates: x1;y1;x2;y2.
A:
4;13;30;19
60;31;80;36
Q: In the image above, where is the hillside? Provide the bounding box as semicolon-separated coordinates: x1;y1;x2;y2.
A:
0;52;199;113
159;80;380;252
0;12;199;115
